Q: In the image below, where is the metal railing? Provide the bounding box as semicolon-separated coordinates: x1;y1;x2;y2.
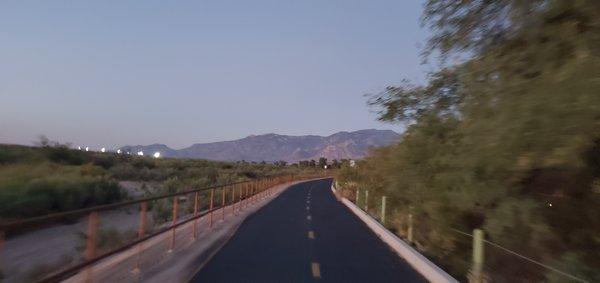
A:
0;174;327;283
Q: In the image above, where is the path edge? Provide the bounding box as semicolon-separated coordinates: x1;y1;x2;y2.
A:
331;183;459;283
183;177;333;282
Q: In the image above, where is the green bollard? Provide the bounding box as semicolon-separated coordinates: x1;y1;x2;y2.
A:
469;229;486;283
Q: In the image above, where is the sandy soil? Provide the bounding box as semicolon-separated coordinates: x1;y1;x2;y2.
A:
1;209;151;283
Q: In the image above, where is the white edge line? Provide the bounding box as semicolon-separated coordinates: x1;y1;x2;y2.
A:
331;184;458;283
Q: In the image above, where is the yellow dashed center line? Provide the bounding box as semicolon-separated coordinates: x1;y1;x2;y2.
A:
308;230;315;239
311;262;321;279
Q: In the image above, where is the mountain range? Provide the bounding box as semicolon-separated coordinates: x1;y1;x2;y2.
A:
121;129;400;163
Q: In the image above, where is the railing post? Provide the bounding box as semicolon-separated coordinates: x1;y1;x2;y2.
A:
169;196;178;252
132;201;147;274
364;190;369;211
260;181;264;199
251;181;256;205
85;212;99;283
0;231;4;271
240;183;245;211
231;184;236;215
192;192;199;239
0;230;3;279
270;178;274;195
356;188;360;205
209;189;214;228
256;180;260;202
381;196;387;225
138;203;147;251
248;182;252;206
468;229;487;283
221;187;226;221
240;183;244;209
246;182;250;207
407;212;414;244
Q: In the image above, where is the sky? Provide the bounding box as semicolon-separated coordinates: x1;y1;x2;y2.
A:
0;0;429;149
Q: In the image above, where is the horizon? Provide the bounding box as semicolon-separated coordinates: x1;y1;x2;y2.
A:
0;1;425;149
127;128;400;150
5;128;400;151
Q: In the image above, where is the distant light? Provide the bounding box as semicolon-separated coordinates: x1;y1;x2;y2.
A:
127;152;131;155
116;149;122;154
85;147;89;152
324;165;328;169
101;148;106;153
153;152;161;158
548;203;553;207
137;151;144;156
78;146;82;150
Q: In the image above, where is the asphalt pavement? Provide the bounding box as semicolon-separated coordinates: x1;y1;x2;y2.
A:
190;178;425;283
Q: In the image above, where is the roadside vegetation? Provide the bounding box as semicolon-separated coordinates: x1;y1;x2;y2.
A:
337;1;599;282
0;139;322;222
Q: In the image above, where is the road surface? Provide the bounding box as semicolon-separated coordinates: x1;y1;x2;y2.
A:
191;179;425;283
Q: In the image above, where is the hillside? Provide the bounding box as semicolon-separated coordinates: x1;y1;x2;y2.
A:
121;129;400;162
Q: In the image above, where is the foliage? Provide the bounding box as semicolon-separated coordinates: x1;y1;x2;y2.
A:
0;142;322;221
345;1;600;281
0;162;121;219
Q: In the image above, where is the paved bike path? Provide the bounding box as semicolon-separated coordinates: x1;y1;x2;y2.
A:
191;179;425;283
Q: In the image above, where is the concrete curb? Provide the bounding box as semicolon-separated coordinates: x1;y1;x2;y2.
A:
331;184;458;283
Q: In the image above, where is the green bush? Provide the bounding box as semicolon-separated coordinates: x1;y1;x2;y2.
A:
0;163;122;219
0;144;322;221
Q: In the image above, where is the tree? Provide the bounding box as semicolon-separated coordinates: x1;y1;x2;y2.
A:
274;160;287;167
318;157;328;168
331;159;340;169
357;1;600;281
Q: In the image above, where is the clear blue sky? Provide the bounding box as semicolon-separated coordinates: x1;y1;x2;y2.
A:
0;0;428;149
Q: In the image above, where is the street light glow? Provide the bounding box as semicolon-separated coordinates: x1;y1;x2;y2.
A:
117;149;122;154
137;151;144;156
153;152;161;158
101;148;106;153
85;147;89;152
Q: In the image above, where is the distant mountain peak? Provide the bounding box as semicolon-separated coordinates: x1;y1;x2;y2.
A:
122;129;400;163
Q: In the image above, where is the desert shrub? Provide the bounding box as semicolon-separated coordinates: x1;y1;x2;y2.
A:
0;164;123;218
92;154;116;169
45;146;88;165
76;227;137;255
23;255;73;282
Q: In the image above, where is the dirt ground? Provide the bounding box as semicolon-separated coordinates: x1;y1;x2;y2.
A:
0;180;308;283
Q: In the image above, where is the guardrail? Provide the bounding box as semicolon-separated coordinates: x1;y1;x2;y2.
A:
0;174;328;283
